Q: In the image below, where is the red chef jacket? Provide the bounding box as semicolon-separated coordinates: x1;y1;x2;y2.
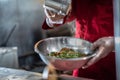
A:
42;0;116;80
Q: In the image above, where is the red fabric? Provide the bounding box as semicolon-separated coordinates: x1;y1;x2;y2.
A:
42;0;116;80
72;0;116;80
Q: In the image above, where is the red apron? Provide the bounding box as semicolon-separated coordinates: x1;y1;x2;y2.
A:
42;0;116;80
72;0;116;80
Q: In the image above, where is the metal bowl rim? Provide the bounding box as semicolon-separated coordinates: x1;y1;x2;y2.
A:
34;37;96;60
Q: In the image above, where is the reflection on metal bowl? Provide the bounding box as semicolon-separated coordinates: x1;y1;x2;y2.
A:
34;37;96;71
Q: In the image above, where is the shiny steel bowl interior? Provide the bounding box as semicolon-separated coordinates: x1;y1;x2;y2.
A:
34;37;96;71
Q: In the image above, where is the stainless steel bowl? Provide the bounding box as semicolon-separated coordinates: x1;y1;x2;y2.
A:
34;37;96;71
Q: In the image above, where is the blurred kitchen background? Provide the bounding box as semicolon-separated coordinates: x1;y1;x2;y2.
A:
0;0;75;73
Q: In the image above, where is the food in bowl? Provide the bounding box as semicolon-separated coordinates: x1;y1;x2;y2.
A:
49;47;88;58
34;37;96;70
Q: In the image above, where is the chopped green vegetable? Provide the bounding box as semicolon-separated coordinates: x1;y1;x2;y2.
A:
48;48;87;58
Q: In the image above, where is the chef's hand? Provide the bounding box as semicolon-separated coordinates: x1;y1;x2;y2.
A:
82;37;115;69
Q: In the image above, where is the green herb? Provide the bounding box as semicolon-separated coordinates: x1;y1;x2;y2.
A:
48;48;87;58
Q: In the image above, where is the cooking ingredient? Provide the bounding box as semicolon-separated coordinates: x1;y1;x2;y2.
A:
49;47;87;58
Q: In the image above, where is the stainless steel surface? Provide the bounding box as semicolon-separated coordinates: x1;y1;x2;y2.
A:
0;67;42;80
0;47;18;68
44;0;71;15
113;0;120;80
34;37;96;71
0;67;93;80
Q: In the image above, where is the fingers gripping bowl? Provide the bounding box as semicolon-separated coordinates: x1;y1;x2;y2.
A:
34;37;96;71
